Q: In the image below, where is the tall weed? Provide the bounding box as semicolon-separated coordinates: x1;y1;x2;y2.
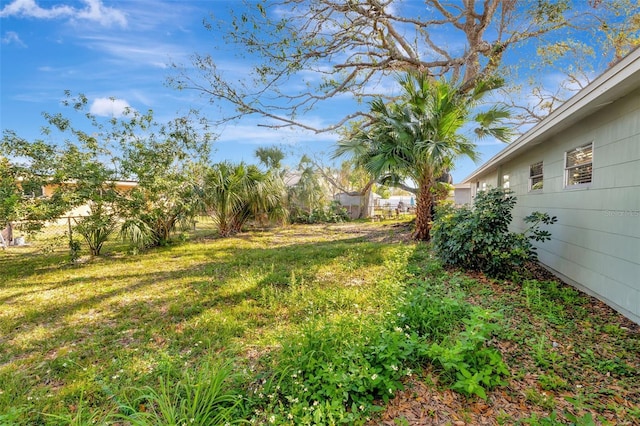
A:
116;360;246;425
398;274;509;400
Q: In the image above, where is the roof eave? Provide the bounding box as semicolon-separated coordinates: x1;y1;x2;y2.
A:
462;47;640;183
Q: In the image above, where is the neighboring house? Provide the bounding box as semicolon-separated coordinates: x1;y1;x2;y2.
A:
41;180;139;218
463;47;640;324
41;180;138;199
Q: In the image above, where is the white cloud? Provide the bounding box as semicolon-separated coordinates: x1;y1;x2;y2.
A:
74;0;126;27
1;31;26;47
80;35;187;68
0;0;73;19
0;0;126;27
90;97;133;117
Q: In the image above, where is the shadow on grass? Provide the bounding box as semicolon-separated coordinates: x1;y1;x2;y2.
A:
1;233;392;367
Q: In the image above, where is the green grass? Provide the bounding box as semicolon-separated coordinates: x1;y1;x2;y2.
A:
1;219;638;425
0;221;415;424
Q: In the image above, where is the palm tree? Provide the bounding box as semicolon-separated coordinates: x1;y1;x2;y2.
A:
203;162;287;237
288;156;330;215
335;73;511;240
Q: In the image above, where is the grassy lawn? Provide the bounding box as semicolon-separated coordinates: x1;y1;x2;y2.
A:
1;219;638;425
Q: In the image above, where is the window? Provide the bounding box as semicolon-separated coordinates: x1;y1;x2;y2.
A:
22;181;44;198
565;143;593;187
502;174;510;189
529;161;543;191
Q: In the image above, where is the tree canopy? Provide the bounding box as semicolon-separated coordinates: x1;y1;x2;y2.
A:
0;94;213;251
171;0;640;134
335;73;511;240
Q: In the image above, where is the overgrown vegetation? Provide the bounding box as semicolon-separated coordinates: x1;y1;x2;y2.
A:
289;200;350;224
432;187;557;278
1;221;638;425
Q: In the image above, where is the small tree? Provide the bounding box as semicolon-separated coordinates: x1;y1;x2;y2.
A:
2;94;213;253
1;133;76;232
335;73;512;240
0;156;25;230
116;111;212;246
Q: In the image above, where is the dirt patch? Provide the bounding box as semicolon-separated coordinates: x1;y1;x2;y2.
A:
323;221;415;244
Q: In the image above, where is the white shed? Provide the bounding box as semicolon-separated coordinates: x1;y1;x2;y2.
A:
334;191;381;219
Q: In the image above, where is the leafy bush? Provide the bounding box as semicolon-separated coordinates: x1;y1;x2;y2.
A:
431;188;556;278
255;318;421;424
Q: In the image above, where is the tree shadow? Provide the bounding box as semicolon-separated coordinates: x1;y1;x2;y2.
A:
1;231;398;368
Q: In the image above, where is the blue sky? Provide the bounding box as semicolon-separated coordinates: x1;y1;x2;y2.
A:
0;0;624;183
1;1;342;167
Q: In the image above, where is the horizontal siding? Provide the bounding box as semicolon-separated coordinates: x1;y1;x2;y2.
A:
538;228;640;282
470;86;640;323
538;245;639;321
514;191;640;238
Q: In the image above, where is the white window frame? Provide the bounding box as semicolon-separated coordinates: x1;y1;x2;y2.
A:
564;142;593;189
529;161;543;192
502;173;510;189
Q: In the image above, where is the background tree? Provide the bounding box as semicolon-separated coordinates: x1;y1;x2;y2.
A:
335;73;511;240
1;110;122;253
0;157;22;232
302;157;376;219
1;94;213;253
116;111;211;247
171;0;639;134
288;155;331;218
203;161;287;236
255;146;286;170
0;133;72;232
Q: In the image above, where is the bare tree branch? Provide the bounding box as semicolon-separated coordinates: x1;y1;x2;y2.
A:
169;0;639;135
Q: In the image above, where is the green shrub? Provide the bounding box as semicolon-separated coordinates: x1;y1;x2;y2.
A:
72;206;118;256
256;318;420;424
431;188;556;278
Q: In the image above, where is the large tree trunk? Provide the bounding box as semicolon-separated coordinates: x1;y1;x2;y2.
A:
413;176;433;241
358;180;375;219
